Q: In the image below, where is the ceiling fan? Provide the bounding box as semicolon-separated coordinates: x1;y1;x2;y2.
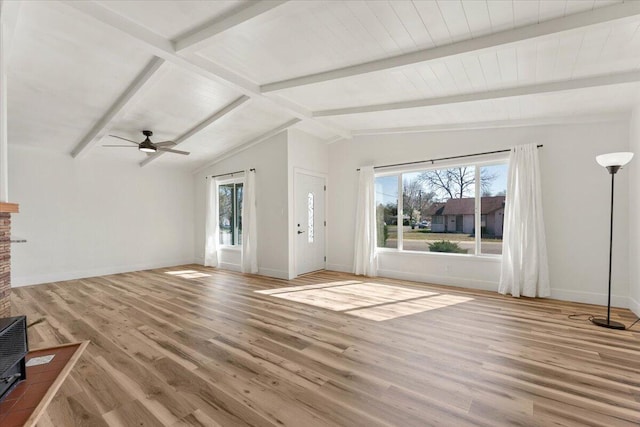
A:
103;130;190;155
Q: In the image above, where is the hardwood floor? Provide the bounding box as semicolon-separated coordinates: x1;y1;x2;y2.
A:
9;266;640;426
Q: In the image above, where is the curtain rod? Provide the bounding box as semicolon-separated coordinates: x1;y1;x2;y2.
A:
206;168;255;179
356;145;543;171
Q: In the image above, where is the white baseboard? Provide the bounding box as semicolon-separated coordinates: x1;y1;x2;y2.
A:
354;268;633;310
628;296;640;317
218;262;242;273
550;288;628;308
11;258;196;287
376;268;498;292
258;268;289;280
326;263;351;273
185;260;289;281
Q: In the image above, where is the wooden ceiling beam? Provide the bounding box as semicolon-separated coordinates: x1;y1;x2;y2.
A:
350;112;630;136
313;70;640;117
70;57;165;159
261;1;640;93
174;1;289;53
140;96;250;167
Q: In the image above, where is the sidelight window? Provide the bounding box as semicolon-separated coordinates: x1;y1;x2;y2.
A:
219;180;243;246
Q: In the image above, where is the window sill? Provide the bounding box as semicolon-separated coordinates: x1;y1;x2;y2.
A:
376;248;502;262
219;246;242;252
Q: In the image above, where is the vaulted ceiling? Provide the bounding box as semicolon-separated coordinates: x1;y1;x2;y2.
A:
6;0;640;169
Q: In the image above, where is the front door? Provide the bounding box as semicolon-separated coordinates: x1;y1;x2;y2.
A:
295;172;326;275
456;215;463;232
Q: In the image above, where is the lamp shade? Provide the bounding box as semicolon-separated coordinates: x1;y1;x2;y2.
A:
596;152;634;168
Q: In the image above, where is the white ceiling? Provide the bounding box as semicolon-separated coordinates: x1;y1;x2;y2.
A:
5;0;640;169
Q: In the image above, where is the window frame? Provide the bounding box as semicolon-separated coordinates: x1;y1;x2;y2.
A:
374;157;508;258
217;176;244;249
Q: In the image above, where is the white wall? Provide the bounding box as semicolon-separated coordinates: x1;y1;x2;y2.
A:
9;146;195;286
288;129;330;174
287;128;329;278
194;131;290;278
629;105;640;316
328;120;631;307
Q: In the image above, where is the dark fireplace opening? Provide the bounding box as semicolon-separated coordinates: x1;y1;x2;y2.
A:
0;316;28;402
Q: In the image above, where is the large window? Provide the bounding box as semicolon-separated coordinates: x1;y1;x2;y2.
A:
374;161;508;256
219;180;243;246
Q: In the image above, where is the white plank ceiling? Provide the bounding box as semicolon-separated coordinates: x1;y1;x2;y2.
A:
5;0;640;169
198;0;623;84
97;0;249;41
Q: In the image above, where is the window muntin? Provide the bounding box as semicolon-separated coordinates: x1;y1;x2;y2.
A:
375;160;507;256
218;180;243;246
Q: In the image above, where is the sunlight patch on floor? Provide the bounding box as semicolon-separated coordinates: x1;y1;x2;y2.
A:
256;281;473;321
255;280;362;295
347;294;474;321
165;270;212;279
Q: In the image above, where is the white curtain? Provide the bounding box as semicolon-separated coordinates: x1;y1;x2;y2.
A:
499;144;550;298
242;169;258;274
204;177;219;267
353;166;377;276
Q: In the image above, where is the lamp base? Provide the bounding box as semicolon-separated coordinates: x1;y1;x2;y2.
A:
590;317;625;330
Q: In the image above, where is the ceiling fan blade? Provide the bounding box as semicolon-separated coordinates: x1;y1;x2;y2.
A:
108;135;139;145
157;147;190;155
154;141;176;147
102;145;139;147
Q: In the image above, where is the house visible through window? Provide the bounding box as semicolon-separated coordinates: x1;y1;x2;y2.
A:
219;180;243;246
374;161;508;256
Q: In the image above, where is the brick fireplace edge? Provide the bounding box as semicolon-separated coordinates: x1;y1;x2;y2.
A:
0;202;18;317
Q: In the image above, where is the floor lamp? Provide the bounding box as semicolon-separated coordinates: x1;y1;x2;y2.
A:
592;152;634;330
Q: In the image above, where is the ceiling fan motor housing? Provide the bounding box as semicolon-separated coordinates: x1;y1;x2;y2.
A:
139;130;157;152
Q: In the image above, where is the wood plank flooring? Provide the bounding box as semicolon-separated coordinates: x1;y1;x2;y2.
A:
9;266;640;426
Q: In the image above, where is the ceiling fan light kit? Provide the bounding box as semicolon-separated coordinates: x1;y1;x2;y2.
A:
104;130;189;156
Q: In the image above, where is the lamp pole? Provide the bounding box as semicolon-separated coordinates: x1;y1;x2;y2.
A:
606;167;616;325
591;163;626;330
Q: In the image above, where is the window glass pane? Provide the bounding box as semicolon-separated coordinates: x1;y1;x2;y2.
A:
308;192;314;243
375;175;398;249
480;164;508;254
236;183;243;246
219;184;234;245
218;182;244;246
403;167;475;254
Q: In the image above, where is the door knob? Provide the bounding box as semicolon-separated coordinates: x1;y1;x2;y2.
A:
297;230;305;234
